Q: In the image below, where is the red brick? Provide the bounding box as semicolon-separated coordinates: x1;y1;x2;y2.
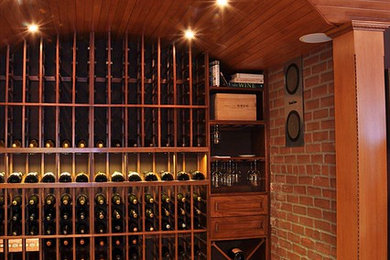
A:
313;131;329;142
306;143;321;153
300;196;314;206
308;208;322;218
313;177;330;187
321;71;334;83
321;119;334;129
293;185;306;195
305;75;320;88
314;198;331;210
305;227;321;240
293;205;307;215
287;195;299;203
307;187;321;196
306;99;320;110
299;216;314;227
288;232;301;243
304;55;320;67
287;252;300;260
307;250;323;260
292;223;304;235
320;96;334;107
312;84;328;97
301;237;314;248
306;121;320;131
293;244;307;256
299;176;313;185
315;241;333;255
323;210;336;223
312;61;327;74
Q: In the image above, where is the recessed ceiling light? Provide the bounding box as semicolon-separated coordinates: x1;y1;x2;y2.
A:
27;23;39;33
184;29;195;40
299;33;331;43
216;0;228;7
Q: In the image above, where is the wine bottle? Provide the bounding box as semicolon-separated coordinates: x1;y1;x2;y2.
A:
228;248;245;260
191;170;205;180
11;195;22;206
96;222;106;233
112;209;122;220
129;247;139;260
62;139;71;148
128;171;142;182
145;208;154;219
45;139;55;148
8;172;22;183
144;171;158;181
44;239;55;248
28;194;39;206
41;172;56;183
28;222;38;235
60;193;72;206
177;171;190;181
162;216;172;230
96;140;104;148
112;139;121;147
45;194;56;206
59;172;72;183
162;247;172;260
111;171;125;182
77;194;88;206
28;139;38;148
61;223;72;235
162;207;171;217
95;193;106;205
193;192;203;202
111;193;122;205
0;172;4;183
178;207;186;216
128;193;138;205
129;209;138;219
177;193;186;203
129;223;138;232
11;140;21;148
75;172;89;182
77;238;89;247
0;139;5;148
77;223;88;234
145;220;154;231
77;139;87;148
44;210;56;221
77;211;87;221
178;245;188;259
95;172;108;182
44;222;55;235
96;209;106;220
178;216;188;230
144;193;154;204
161;193;171;204
25;172;39;183
160;171;174;181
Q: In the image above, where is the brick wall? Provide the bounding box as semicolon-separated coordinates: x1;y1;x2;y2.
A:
269;43;336;259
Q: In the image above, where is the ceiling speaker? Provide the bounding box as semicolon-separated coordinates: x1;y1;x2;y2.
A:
284;57;304;147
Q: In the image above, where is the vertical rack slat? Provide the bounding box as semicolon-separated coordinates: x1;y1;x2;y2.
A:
157;38;161;148
124;34;129;148
39;38;43;148
190;185;194;259
189;43;193;148
89;32;95;149
173;44;177;147
55;35;60;147
21;188;26;260
72;33;77;148
141;35;145;147
107;32;112;148
22;40;26;148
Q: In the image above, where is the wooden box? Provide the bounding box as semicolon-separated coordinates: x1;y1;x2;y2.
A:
212;93;257;120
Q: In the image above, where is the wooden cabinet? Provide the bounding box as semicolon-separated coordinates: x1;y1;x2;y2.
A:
208;82;269;259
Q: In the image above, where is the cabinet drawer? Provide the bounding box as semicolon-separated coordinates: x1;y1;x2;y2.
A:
210;215;267;240
210;194;267;217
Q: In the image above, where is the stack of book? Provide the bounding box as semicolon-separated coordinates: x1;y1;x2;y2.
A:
229;73;264;89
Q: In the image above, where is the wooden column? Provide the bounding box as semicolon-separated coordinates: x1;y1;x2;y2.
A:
333;21;388;260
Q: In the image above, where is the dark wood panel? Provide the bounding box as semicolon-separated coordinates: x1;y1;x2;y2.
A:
210;194;267;217
210;215;267;240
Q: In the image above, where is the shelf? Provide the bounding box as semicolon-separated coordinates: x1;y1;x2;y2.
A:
211;184;266;194
0;147;209;154
0;180;209;189
210;86;263;93
209;120;265;126
211;156;265;162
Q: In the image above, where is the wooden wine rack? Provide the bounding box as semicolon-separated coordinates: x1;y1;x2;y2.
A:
0;32;210;260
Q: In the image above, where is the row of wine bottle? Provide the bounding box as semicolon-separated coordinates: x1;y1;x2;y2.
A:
1;170;205;183
0;137;205;149
2;139;122;148
41;236;206;260
1;191;206;236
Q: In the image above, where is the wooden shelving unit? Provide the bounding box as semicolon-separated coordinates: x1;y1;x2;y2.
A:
0;33;209;260
208;82;269;259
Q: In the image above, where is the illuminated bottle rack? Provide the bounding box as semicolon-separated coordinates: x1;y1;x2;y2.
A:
0;32;210;259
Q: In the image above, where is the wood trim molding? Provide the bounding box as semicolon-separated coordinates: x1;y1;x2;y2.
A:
327;20;390;39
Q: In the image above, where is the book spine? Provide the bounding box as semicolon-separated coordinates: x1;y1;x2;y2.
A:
209;61;220;87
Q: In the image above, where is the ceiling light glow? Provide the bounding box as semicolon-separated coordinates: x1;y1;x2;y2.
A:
216;0;228;7
27;24;39;33
184;29;195;40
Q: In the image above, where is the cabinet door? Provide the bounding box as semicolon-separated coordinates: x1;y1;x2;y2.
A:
210;194;267;217
210;215;267;240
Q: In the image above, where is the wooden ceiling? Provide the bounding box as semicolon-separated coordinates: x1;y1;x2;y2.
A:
0;0;387;70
